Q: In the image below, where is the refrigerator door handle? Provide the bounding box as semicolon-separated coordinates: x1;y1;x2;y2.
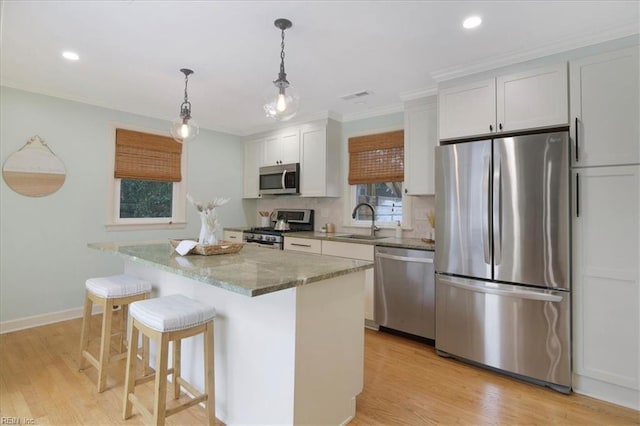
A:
482;155;491;264
493;154;502;265
442;277;564;303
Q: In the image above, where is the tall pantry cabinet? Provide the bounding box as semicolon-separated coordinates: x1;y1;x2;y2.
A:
570;45;640;410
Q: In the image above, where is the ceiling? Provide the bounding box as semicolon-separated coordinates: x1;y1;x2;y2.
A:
1;1;638;136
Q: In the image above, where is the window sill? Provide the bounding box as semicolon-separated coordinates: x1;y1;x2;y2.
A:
105;222;187;232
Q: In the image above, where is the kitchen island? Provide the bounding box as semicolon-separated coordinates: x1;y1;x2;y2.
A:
89;241;372;425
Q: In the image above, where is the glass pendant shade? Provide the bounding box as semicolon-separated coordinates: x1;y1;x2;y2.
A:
170;116;199;143
263;83;300;121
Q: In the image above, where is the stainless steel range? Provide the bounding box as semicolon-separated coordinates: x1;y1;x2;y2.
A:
243;209;314;250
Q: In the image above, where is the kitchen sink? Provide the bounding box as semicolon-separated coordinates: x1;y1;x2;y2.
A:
334;234;387;241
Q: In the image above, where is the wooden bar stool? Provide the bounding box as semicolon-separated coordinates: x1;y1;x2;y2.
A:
78;274;152;392
123;294;216;426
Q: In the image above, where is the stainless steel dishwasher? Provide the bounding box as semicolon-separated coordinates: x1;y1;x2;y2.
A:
374;246;435;340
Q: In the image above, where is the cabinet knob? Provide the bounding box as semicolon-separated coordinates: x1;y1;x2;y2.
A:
489;124;493;132
499;123;503;130
404;188;408;194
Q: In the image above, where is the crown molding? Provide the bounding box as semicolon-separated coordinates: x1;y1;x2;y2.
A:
399;87;438;102
340;103;404;123
431;24;640;83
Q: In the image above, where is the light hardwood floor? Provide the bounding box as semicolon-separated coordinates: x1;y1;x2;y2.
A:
1;317;638;425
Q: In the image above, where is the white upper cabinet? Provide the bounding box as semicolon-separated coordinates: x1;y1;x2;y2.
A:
438;79;496;140
497;63;568;132
262;129;300;166
300;120;341;197
243;138;262;198
404;99;437;195
439;63;568;140
570;46;640;167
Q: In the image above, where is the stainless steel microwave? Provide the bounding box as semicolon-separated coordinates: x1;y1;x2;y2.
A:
259;163;300;195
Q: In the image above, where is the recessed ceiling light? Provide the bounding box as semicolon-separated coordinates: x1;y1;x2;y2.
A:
62;51;79;61
463;16;482;29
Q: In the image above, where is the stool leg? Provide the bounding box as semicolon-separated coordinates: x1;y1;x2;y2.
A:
122;318;140;420
204;321;215;426
153;333;170;426
172;339;181;400
143;334;152;376
119;304;128;354
78;292;93;371
97;298;114;393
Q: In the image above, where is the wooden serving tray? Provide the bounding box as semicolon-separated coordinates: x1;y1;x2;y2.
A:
170;239;244;255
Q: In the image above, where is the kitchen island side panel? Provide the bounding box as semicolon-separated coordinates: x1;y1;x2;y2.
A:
124;261;365;425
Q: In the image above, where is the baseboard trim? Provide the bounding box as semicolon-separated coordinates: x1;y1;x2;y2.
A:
0;305;103;334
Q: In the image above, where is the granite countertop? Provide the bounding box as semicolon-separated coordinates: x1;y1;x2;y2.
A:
88;241;372;297
284;232;436;251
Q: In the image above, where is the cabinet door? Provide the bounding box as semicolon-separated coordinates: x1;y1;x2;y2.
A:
280;130;300;164
404;102;437;195
573;166;639;392
283;237;322;254
243;139;262;198
497;63;568;132
438;79;496;140
300;127;326;197
570;46;639;167
262;135;281;166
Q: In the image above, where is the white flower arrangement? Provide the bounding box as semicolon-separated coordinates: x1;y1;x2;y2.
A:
187;194;230;245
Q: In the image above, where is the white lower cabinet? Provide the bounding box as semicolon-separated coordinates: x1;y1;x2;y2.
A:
573;165;639;410
223;230;243;242
322;241;375;324
283;237;322;254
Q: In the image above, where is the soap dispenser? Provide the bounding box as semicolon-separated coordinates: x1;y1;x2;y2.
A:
395;221;402;238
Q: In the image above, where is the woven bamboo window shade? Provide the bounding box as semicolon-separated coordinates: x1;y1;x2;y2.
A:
348;130;404;185
114;128;182;182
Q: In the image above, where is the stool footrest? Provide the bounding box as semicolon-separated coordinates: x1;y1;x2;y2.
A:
165;394;208;418
176;376;201;400
80;350;100;370
134;367;174;387
127;393;153;424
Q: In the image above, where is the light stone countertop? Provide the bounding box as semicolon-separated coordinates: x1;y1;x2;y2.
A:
88;240;373;297
283;231;436;251
224;228;436;251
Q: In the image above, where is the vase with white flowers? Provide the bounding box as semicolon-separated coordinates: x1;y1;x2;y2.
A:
187;194;229;245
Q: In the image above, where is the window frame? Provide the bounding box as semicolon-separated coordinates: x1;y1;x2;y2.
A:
106;124;187;231
344;126;413;230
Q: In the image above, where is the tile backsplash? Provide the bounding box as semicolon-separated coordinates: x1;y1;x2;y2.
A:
255;194;435;239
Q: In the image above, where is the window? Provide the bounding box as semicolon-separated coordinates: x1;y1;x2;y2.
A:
107;128;186;229
348;130;406;227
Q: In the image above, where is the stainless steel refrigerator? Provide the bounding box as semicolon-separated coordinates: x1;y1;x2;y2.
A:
434;130;571;393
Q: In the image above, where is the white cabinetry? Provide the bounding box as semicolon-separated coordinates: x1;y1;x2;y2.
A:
570;46;640;167
223;230;244;242
438;79;496;140
262;129;300;166
438;63;568;140
283;237;322;254
300;120;341;197
243;139;262;198
322;241;375;325
404;98;437;195
572;165;639;409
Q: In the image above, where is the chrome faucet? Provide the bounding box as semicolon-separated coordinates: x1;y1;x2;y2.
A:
352;202;379;237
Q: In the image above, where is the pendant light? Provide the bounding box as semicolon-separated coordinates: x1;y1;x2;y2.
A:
263;18;299;121
170;68;199;143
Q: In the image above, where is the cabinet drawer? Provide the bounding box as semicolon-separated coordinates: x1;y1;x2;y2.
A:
223;230;243;242
322;240;374;261
284;237;321;254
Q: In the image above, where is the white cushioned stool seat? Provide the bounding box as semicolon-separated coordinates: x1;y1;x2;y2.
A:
129;294;216;332
86;274;152;299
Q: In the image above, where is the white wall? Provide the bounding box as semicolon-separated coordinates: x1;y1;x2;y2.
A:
0;87;247;325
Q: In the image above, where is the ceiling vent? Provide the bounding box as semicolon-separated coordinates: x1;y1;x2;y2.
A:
340;90;373;101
